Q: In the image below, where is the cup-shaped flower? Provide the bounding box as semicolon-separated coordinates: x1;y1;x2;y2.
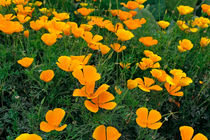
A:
73;82;110;99
40;70;55;82
70;53;92;66
17;57;34;68
120;1;139;10
77;7;94;16
137;58;160;70
84;90;117;113
150;69;168;82
52;12;69;21
40;108;67;132
72;65;101;85
15;133;42;140
123;18;146;30
179;126;208;140
137;77;163;92
56;56;83;72
164;83;183;96
116;29;134;41
139;37;158;47
201;4;210;16
105;22;124;33
110;43;126;53
157;20;170;29
41;33;57;46
30;20;45;31
200;37;209;47
177;5;194;15
93;125;121;140
177;39;193;52
136;107;162;129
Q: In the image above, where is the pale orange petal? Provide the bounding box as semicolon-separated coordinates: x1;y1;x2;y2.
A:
136;107;148;128
40;121;55;132
83;66;101;83
148;85;163;91
92;125;106;140
143;77;155;87
55;124;67;131
72;68;85;85
147;122;162;129
192;133;208;140
46;108;65;127
147;110;162;124
94;84;110;99
73;88;87;97
84;100;99;113
98;91;114;104
100;102;117;110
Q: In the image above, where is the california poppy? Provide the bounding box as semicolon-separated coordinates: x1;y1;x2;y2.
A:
77;7;94;16
137;77;163;92
41;33;57;46
179;126;208;140
15;133;42;140
84;90;117;113
177;5;194;15
93;125;121;140
110;43;126;53
24;30;29;38
157;20;170;29
40;108;67;132
177;39;193;52
52;12;69;21
116;29;134;41
17;57;34;68
200;37;209;47
123;18;146;30
136;107;162;129
119;62;131;69
139;37;158;47
120;1;139;10
40;70;55;82
150;69;168;82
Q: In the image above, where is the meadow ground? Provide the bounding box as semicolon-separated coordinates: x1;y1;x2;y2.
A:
0;0;209;140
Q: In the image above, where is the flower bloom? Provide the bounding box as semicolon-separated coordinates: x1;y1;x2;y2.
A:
136;107;162;129
56;56;83;72
40;108;67;132
52;12;69;20
177;5;194;15
41;33;57;46
200;37;209;47
84;90;117;113
116;29;134;41
0;0;12;6
77;7;94;16
40;70;55;82
93;125;121;140
115;86;122;95
177;20;198;33
72;65;101;85
136;0;147;4
157;20;170;29
17;57;34;68
15;133;42;140
110;43;126;52
179;126;208;140
73;82;110;99
150;69;168;82
192;17;210;28
118;10;133;21
30;20;45;31
127;77;162;92
123;18;146;30
105;22;124;33
120;1;139;10
177;39;193;52
137;58;160;70
24;30;29;38
139;37;158;47
201;4;210;16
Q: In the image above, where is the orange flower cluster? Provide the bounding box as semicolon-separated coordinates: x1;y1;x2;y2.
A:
72;66;117;113
201;4;210;16
137;50;161;70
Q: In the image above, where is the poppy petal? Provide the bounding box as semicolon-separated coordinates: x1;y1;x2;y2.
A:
40;121;54;132
46;108;65;127
136;107;148;128
147;110;162;124
179;126;194;140
55;124;67;131
147;122;162;130
107;126;121;140
100;102;117;110
143;77;155;87
94;84;110;99
192;133;208;140
83;66;101;83
73;88;87;97
92;125;106;140
72;68;85;85
98;91;114;103
149;85;163;91
84;100;99;113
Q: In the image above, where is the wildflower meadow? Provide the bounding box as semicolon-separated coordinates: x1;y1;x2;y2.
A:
0;0;209;139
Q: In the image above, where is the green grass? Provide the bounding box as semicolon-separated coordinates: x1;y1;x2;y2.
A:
0;0;210;140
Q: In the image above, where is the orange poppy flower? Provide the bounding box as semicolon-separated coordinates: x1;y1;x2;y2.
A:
73;82;109;99
118;10;132;21
120;1;139;10
110;9;120;16
164;83;183;96
150;69;168;82
157;20;170;29
137;77;163;92
15;5;34;17
116;29;134;41
56;56;83;72
70;53;92;66
123;18;146;30
40;108;67;132
13;0;29;5
200;37;209;47
143;50;161;62
15;133;42;140
72;65;101;85
84;90;117;113
41;33;57;46
82;31;103;44
80;24;93;31
40;70;55;82
139;37;158;47
97;43;111;55
0;0;11;6
110;43;126;53
177;39;193;52
24;30;29;38
17;13;31;23
52;12;69;21
136;0;147;4
0;14;16;21
30;20;45;31
201;4;210;16
179;126;208;140
105;22;124;33
77;7;94;16
136;107;162;129
17;57;34;68
127;78;139;89
119;62;131;69
72;27;85;38
0;20;23;34
129;10;138;17
115;86;122;95
92;125;121;140
177;5;194;15
137;58;160;70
